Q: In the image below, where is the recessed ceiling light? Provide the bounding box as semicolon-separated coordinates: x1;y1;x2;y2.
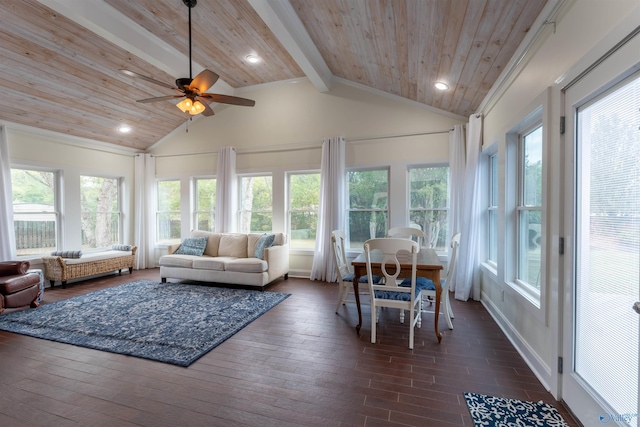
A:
434;81;449;90
117;125;132;134
245;54;260;64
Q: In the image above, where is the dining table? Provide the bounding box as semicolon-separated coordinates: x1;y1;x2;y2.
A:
351;247;445;342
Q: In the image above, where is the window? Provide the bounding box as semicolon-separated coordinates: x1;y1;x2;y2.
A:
239;175;272;233
288;172;320;249
487;154;498;265
157;180;181;243
11;168;59;256
408;166;449;251
80;175;120;249
194;178;216;232
517;125;543;290
347;169;388;249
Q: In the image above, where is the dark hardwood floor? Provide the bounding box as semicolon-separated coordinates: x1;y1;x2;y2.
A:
0;269;578;426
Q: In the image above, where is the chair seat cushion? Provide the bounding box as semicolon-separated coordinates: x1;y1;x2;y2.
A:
342;273;381;284
400;276;444;290
374;287;422;301
0;273;41;294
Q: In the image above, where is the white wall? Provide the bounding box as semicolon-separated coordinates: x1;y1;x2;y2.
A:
150;79;462;274
7;128;137;268
480;0;639;398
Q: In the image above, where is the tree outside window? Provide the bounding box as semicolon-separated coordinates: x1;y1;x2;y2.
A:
347;169;388;249
80;175;120;249
408;166;449;251
239;175;272;233
11;168;58;256
288;172;320;248
157;180;181;243
194;178;216;232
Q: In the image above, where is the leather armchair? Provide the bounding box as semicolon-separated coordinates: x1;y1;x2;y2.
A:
0;261;41;314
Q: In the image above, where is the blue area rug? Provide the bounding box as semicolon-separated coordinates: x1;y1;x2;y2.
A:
0;280;290;367
464;392;570;427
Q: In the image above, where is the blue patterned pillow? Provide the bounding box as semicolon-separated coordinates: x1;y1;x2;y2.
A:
51;250;82;259
254;233;276;260
175;237;207;256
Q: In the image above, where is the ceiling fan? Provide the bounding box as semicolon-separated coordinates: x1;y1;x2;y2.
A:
120;0;255;117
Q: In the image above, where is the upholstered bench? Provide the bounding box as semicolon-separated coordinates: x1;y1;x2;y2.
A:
42;246;137;288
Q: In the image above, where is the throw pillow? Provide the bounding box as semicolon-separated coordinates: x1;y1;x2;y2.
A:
174;237;208;256
51;250;82;259
111;244;133;251
254;233;276;260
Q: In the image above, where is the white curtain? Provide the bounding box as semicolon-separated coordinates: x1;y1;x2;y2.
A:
449;124;466;241
452;115;483;301
134;153;156;269
310;136;345;282
0;126;16;261
215;147;237;233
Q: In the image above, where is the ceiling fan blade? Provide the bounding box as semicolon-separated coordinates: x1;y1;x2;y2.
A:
201;101;215;117
120;69;177;90
189;69;219;93
199;93;255;107
137;95;183;104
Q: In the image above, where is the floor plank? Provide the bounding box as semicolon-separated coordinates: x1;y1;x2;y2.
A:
0;269;579;426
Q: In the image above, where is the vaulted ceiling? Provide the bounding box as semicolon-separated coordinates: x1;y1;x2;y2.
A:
0;0;549;151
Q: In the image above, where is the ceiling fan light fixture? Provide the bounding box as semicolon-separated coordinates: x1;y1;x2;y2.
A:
434;81;449;90
176;98;205;115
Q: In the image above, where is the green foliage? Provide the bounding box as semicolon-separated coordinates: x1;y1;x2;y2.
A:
11;169;55;205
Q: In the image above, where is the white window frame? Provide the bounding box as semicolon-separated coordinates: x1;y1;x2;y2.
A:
80;175;122;250
156;179;181;244
515;124;543;293
238;173;273;234
193;177;216;232
11;166;61;258
346;167;389;250
286;170;320;250
503;89;549;321
485;150;499;271
407;164;450;252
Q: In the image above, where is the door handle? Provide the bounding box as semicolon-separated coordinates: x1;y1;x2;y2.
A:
634;302;640;315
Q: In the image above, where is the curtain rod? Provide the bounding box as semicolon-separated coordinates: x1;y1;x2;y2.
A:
151;128;452;158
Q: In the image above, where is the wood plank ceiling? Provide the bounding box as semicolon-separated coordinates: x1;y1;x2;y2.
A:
0;0;548;151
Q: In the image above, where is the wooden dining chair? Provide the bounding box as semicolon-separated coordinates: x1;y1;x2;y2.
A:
387;226;425;249
364;237;429;349
418;232;460;329
331;230;379;313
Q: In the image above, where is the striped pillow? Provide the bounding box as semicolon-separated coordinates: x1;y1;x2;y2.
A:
112;244;133;251
51;250;83;259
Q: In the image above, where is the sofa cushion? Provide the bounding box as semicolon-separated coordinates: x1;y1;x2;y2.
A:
175;237;208;256
189;230;221;257
218;234;248;258
158;255;196;268
254;234;276;260
192;257;229;271
224;258;268;274
247;234;263;257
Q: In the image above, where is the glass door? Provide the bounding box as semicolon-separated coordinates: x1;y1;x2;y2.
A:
562;52;640;425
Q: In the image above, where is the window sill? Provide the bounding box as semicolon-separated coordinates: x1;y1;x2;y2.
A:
504;280;544;323
481;261;498;279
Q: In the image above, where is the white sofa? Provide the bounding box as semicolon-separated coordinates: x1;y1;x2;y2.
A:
159;231;289;289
